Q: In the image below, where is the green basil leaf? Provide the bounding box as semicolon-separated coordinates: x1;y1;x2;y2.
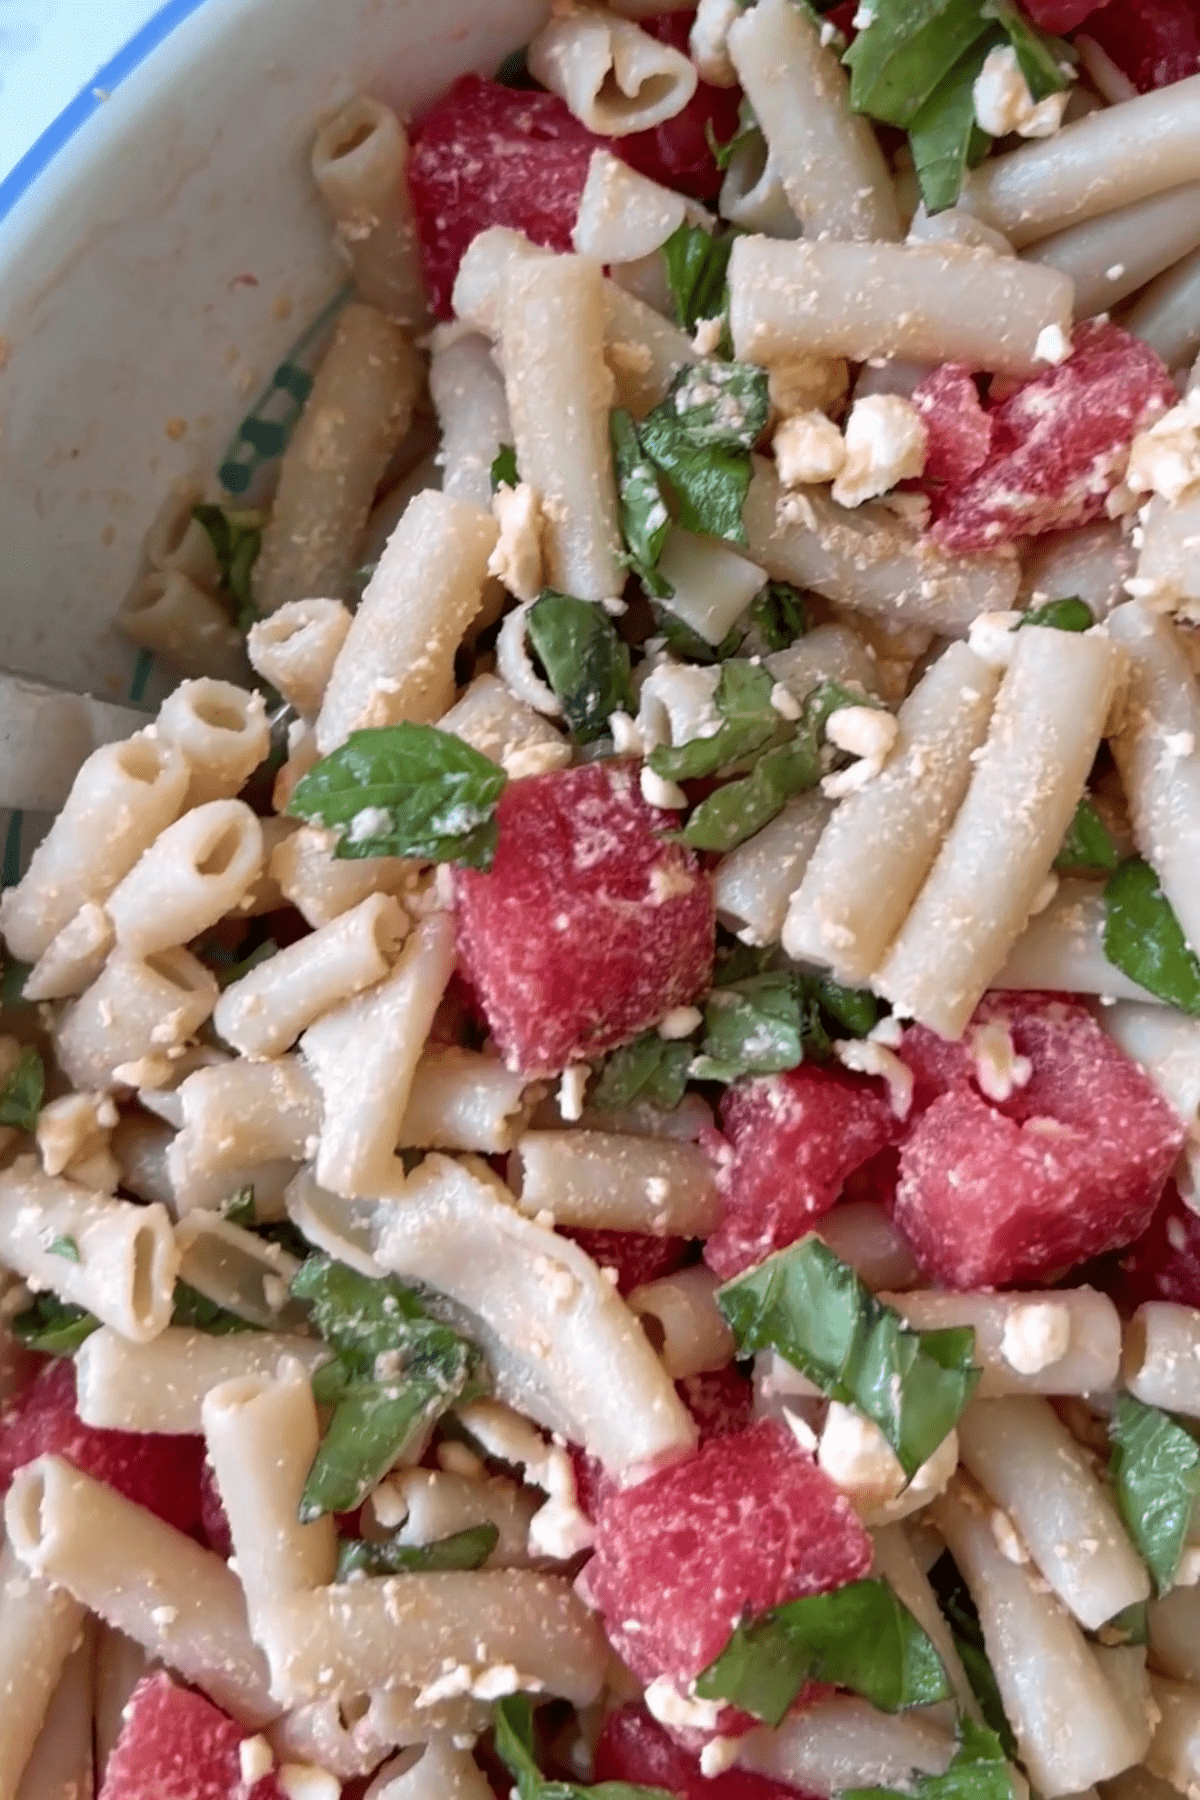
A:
9;1293;99;1356
525;589;634;744
813;975;882;1038
287;723;508;870
1110;1394;1200;1596
200;935;279;990
171;1281;260;1336
907;34;999;215
844;0;995;128
718;1235;979;1478
1053;797;1118;876
336;1521;498;1580
592;1033;695;1111
1106;1600;1150;1646
694;1577;952;1726
984;0;1071;100
661;223;736;337
650;603;746;666
1019;596;1093;632
638;361;769;547
928;1552;1018;1757
649;661;782;783
611;409;673;600
193;502;264;629
494;1695;674;1800
747;582;809;652
222;1186;257;1229
1104;857;1200;1015
705;97;761;172
692;971;808;1082
47;1236;81;1263
491;444;520;491
844;1715;1013;1800
0;1046;43;1132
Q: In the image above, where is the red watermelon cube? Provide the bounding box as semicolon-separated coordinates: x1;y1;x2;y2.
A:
0;1360;204;1534
912;365;993;485
1086;1;1200;93
576;1419;871;1689
99;1674;283;1800
894;994;1185;1288
1020;0;1106;27
703;1066;902;1280
1095;1182;1200;1313
595;1702;820;1800
407;76;606;318
615;13;744;202
677;1365;755;1442
561;1227;692;1296
930;321;1176;552
454;762;715;1076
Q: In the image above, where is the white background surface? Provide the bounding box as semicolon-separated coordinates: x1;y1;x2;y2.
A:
0;0;165;179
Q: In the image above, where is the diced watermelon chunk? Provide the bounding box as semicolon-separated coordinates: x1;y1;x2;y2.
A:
677;1365;754;1440
198;1459;233;1557
894;994;1186;1288
407;76;606;318
0;1360;204;1534
561;1227;692;1295
703;1066;902;1280
596;1703;820;1800
1093;1182;1200;1312
454;762;715;1076
930;321;1176;552
615;13;744;202
99;1674;283;1800
1021;0;1107;28
577;1418;871;1688
912;365;993;485
1086;0;1200;93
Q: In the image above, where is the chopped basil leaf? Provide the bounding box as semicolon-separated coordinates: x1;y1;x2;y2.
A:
1109;1394;1200;1596
1053;797;1118;876
494;1695;673;1800
1106;1600;1150;1646
747;582;808;652
844;0;996;130
844;1716;1013;1800
0;1046;44;1132
718;1236;979;1477
611;409;673;599
694;1577;952;1726
287;722;508;870
592;1032;695;1112
491;444;520;491
705;97;761;172
200;934;280;990
692;971;811;1082
649;661;783;783
984;0;1071;101
1104;857;1200;1016
815;975;882;1038
293;1255;483;1521
1019;595;1093;632
9;1293;99;1356
171;1282;260;1336
336;1521;498;1580
907;40;997;215
928;1551;1017;1757
525;589;634;744
192;502;264;629
47;1236;81;1263
638;361;769;547
661;222;736;338
650;602;745;665
222;1186;257;1229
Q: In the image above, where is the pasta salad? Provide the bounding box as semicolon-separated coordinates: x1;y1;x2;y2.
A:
6;3;1200;1798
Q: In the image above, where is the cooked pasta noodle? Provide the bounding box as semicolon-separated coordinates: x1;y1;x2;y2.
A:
527;11;697;136
311;97;427;328
247;600;351;722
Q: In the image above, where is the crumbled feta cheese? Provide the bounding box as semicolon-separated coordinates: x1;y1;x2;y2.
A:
150;1604;178;1627
1106;263;1126;282
821;705;899;797
488;481;545;603
1000;1301;1071;1375
818;1403;908;1512
773;410;846;488
644;1677;724;1733
346;805;394;845
503;741;573;780
36;1091;118;1185
973;45;1068;140
278;1765;340;1800
239;1738;275;1784
1126;390;1200;505
770;681;801;721
640;765;688;810
851;5;874;26
700;1738;741;1778
1034;322;1071;366
558;1064;590;1122
1029;873;1059;916
608;711;644;757
528;1445;596;1559
868;1014;904;1049
782;1406;819;1454
970;1020;1033;1103
497;602;562;717
472;1664;523;1701
692;315;726;357
989;1508;1029;1565
768;355;849;418
967;610;1023;669
637;661;722;754
834;1039;913;1119
1163;729;1196;762
831;396;927;508
659;1005;703;1040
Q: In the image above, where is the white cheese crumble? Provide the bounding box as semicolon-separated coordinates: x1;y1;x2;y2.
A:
770;681;801;722
1034;322;1071;366
346;804;394;845
558;1064;590;1123
640;765;688;811
644;1677;724;1733
821;705;899;797
637;662;722;753
970;1020;1033;1103
608;710;645;756
818;1402;908;1512
692;315;726;357
239;1738;275;1784
700;1738;742;1778
972;45;1068;139
36;1091;118;1186
989;1508;1029;1565
277;1765;340;1800
834;1039;913;1119
528;1445;596;1559
967;610;1023;669
1000;1301;1071;1375
1126;390;1200;505
831;395;927;509
659;1005;703;1040
504;741;573;780
488;481;545;602
773;409;846;488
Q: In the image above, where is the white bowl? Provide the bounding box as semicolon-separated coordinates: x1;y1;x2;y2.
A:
0;0;547;707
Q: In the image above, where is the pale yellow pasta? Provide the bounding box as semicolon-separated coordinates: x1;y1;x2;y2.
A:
156;678;270;808
713;790;832;947
174;1211;307;1328
398;1047;532;1154
94;1629;156;1783
75;1326;328;1434
993;879;1160;1002
656;528;768;647
167;1055;321;1202
573;151;695;264
254;302;420;614
783;642;1001;983
22;901;114;1002
1147;1676;1200;1790
55;949;219;1093
105;799;264;959
884;1287;1121;1398
1023;182;1200;319
501;254;624;603
1126;245;1200;371
366;1466;537;1569
0;1158;177;1341
870;1525;981;1723
627;1264;735;1378
429;329;512;511
267;1701;408;1784
437;674;572;779
116;570;247;682
234;815;300;919
1020;520;1135;622
311;97;426;327
367;1740;496;1800
270;823;419;929
315;489;498;752
300;911;457;1198
110;1110;177;1211
0;1540;87;1800
729;237;1073;377
0;732;189;962
727;0;900;242
1123;1302;1200;1417
527;11;697;135
214;892;409;1059
512;1129;720;1235
1100;1004;1200;1203
1150;1588;1200;1687
766;621;884;703
5;1456;278;1726
719;134;802;238
141;481;221;588
17;1628;94;1800
736;1697;956;1796
246;598;351;721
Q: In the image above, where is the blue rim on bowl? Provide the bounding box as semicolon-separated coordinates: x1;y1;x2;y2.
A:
0;0;210;226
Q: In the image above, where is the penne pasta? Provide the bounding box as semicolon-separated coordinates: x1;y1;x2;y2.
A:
626;1264;735;1379
1024;182;1200;319
155;678;270;808
573;151;697;266
398;1046;532;1154
116;569;247;682
22;901;114;1003
55;948;219;1093
367;1466;539;1570
1100;1003;1200;1202
1020;520;1136;623
141;481;222;588
366;1740;496;1800
736;1696;956;1796
656;529;768;647
438;674;572;780
270;823;419;930
429;329;512;512
311;97;427;327
105;798;264;958
1123;1302;1200;1417
993;878;1161;1003
511;1129;720;1235
712;789;832;947
883;1287;1122;1399
1125;244;1200;372
1147;1676;1200;1791
17;1627;94;1800
527;11;697;136
247;599;351;722
0;1540;87;1800
1150;1587;1200;1687
75;1325;329;1433
173;1210;308;1327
